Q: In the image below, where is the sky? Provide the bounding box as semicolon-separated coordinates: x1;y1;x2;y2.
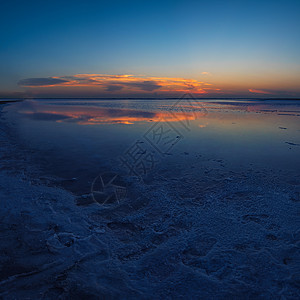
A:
0;0;299;98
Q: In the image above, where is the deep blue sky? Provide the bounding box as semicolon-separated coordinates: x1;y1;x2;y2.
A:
1;0;299;97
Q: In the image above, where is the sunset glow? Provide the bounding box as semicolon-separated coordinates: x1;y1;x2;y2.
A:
1;0;299;99
1;1;300;298
18;74;212;95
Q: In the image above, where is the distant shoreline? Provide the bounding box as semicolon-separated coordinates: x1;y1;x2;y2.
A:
0;99;23;104
1;97;300;101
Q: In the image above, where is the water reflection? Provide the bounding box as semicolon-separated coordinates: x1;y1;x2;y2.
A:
4;98;300;195
19;101;207;125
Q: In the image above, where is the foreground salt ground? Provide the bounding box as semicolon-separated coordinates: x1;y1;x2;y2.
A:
0;107;300;299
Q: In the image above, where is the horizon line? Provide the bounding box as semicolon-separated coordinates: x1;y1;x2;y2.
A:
1;97;300;101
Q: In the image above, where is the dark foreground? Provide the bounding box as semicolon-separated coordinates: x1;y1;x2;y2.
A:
0;100;299;299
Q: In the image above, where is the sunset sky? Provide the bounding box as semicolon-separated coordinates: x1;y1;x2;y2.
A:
1;0;299;98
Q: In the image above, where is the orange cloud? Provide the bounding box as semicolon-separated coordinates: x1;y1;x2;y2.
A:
18;74;218;95
248;89;273;94
201;72;212;76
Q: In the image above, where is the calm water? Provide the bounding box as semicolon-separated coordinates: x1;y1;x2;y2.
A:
5;98;300;195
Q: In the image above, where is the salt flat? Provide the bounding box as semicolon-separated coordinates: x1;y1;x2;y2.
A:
0;99;299;298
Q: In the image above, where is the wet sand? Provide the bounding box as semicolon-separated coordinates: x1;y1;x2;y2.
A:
0;101;299;299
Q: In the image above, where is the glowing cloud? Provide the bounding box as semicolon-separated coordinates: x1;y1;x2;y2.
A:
18;74;218;95
201;72;212;76
248;89;273;95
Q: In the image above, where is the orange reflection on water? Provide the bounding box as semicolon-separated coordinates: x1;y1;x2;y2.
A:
20;102;207;125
